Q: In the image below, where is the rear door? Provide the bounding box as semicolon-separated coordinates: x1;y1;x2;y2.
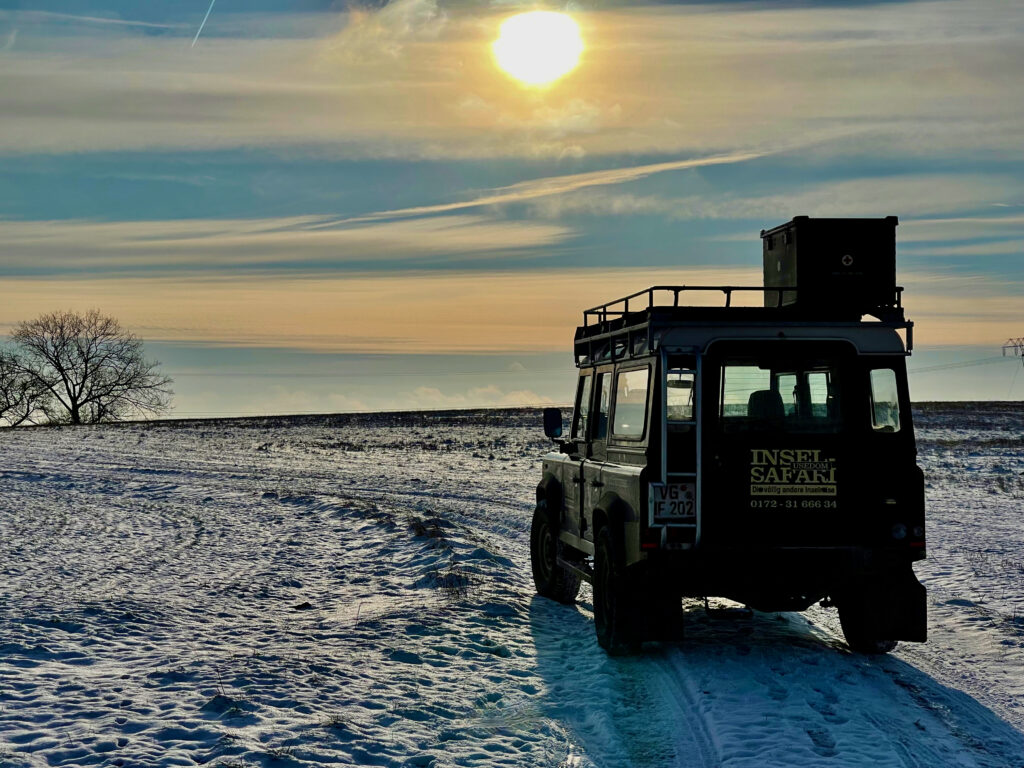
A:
701;341;860;549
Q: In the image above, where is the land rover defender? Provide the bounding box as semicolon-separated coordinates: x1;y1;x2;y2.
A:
532;216;927;654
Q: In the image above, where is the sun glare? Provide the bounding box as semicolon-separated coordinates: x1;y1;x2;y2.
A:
492;11;584;87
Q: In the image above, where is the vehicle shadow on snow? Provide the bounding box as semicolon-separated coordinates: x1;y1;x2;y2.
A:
527;596;1024;767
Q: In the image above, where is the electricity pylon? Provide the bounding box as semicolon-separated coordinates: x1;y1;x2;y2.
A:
1003;338;1024;366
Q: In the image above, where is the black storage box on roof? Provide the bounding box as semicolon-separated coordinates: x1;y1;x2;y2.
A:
761;216;899;318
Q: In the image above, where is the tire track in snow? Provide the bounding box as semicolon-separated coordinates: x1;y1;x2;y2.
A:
362;484;726;766
648;649;722;767
324;464;725;766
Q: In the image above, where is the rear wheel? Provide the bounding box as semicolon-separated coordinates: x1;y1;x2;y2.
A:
530;502;581;605
593;526;640;655
837;593;898;654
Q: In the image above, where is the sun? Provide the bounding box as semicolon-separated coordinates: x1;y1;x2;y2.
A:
492;11;584;87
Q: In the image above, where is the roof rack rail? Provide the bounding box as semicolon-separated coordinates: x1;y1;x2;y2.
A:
582;284;904;327
584;285;785;326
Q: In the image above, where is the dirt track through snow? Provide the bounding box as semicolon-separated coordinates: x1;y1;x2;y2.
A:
2;407;1023;767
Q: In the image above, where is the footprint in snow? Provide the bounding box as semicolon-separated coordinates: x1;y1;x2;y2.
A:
809;697;849;725
806;726;839;757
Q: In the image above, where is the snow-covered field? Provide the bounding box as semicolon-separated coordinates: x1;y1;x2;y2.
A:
1;404;1023;768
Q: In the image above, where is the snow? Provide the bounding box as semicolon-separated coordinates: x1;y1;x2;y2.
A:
1;405;1023;767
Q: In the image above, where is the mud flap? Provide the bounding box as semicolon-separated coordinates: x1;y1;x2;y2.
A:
890;568;927;642
869;567;927;642
640;588;685;642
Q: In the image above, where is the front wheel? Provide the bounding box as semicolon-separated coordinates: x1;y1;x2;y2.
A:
530;502;581;605
593;526;640;655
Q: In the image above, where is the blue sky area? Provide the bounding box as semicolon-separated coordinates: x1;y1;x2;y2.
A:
1;0;1023;415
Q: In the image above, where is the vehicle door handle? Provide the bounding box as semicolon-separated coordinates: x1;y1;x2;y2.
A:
590;480;604;488
571;476;581;484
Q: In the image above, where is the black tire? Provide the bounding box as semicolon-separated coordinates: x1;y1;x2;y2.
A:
593;526;640;655
837;594;898;655
530;502;581;605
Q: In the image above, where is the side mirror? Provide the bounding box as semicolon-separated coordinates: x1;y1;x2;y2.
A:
543;407;563;439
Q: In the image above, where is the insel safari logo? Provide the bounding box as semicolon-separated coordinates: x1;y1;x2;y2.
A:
749;449;837;496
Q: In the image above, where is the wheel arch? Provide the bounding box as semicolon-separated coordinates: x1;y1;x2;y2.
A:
536;473;563;521
594;492;637;527
592;492;637;565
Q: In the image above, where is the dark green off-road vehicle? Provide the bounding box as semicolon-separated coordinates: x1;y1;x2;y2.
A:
532;216;927;654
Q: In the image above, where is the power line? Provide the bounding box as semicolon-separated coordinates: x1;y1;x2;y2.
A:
907;356;1012;375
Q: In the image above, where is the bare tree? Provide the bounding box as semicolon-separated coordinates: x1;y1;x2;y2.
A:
11;309;173;425
0;349;46;426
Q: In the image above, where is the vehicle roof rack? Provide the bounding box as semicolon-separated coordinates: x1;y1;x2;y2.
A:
574;284;910;367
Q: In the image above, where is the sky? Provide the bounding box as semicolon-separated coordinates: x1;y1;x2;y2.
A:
1;0;1023;417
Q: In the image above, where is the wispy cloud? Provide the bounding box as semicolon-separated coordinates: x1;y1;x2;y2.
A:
325;149;770;224
902;240;1024;258
899;213;1024;243
4;10;182;30
401;384;554;409
527;174;1024;221
0;214;573;273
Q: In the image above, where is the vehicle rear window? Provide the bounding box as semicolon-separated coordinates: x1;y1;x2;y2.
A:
613;368;649;437
720;362;841;433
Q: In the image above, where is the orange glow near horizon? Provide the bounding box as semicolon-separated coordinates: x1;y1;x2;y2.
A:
0;269;1018;353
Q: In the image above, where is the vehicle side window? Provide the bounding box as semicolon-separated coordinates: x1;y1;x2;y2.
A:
613;368;650;437
595;373;611;440
667;370;695;421
572;375;592;439
869;368;901;432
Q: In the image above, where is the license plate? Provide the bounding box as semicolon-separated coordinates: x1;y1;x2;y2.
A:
649;483;696;519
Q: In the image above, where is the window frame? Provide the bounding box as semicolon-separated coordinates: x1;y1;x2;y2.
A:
610;364;652;442
717;358;844;434
868;367;902;433
666;368;696;423
594;370;612;441
571;372;593;440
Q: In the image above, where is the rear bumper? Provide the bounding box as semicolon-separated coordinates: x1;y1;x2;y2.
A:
644;545;921;604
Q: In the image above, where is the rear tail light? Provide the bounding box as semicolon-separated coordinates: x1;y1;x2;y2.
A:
641;527;661;550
